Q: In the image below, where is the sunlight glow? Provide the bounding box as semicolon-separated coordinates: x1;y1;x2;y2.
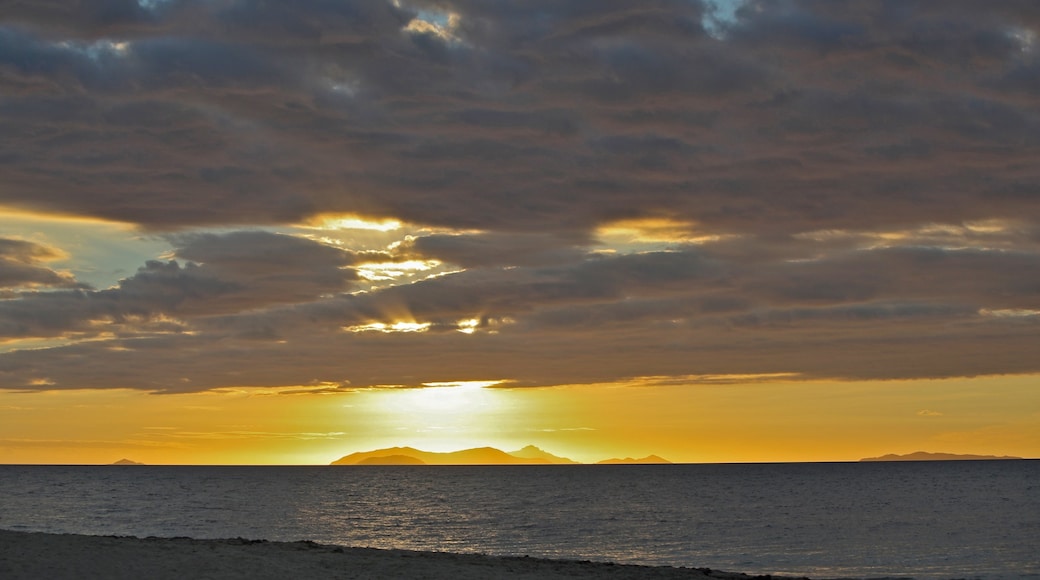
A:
344;321;432;333
456;318;479;334
979;308;1040;318
962;219;1017;234
595;217;732;253
403;8;463;44
367;379;515;451
356;260;441;281
422;380;507;389
597;217;699;243
796;220;1024;252
629;372;801;386
305;214;402;232
3;374;1039;464
0;205;136;228
0;336;85;355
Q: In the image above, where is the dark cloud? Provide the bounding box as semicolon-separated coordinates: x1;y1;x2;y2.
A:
0;0;1035;231
401;232;589;268
0;231;361;339
5;224;1040;387
120;231;362;315
1;1;1039;390
0;238;81;289
172;230;358;276
2;290;1037;392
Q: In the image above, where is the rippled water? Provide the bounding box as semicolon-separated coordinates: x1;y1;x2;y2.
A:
1;461;1038;579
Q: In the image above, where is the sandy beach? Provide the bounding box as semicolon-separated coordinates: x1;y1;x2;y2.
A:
0;530;803;580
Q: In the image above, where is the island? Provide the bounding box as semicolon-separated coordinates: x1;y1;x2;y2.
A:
597;455;671;465
110;459;145;466
355;455;426;465
332;446;559;466
331;445;668;466
860;451;1022;462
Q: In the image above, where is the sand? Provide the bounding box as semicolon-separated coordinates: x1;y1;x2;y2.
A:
0;530;805;580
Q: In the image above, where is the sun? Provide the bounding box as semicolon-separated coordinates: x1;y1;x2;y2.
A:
371;380;514;451
392;380;505;414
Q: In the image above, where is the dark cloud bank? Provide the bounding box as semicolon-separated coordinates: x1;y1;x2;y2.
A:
1;1;1038;391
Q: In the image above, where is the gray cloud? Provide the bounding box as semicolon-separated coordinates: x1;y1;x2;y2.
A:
1;1;1039;390
5;226;1040;387
0;238;82;290
401;232;590;268
0;1;1036;231
2;291;1037;392
0;231;362;339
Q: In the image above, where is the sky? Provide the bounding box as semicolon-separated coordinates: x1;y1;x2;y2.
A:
1;0;1038;464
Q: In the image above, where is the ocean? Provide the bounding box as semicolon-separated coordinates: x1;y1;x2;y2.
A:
1;461;1037;579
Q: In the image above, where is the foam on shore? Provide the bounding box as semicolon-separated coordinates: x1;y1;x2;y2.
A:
0;529;803;580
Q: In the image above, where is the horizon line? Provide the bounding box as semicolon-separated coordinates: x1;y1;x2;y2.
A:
2;458;1034;467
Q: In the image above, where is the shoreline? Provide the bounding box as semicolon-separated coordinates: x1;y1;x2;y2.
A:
0;529;810;580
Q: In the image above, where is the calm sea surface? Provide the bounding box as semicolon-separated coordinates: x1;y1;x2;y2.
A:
1;461;1037;579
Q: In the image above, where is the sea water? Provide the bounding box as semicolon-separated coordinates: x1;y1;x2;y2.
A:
1;461;1037;579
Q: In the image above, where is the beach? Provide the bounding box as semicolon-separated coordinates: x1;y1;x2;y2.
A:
0;530;799;580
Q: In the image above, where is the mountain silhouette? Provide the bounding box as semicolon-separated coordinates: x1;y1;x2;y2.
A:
507;445;579;464
596;455;671;464
331;446;555;465
860;451;1021;462
356;454;426;465
110;458;145;465
331;445;673;465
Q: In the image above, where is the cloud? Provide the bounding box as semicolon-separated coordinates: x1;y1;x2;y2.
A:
400;232;589;268
0;231;362;339
166;230;364;307
4;232;1040;392
0;1;1034;233
917;409;944;417
1;1;1039;391
0;238;82;290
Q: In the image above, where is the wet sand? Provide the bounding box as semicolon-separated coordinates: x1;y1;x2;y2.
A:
0;530;807;580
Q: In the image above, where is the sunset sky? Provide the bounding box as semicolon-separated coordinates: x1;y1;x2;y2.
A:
1;0;1038;464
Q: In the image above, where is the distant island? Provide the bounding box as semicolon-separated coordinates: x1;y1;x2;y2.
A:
508;445;580;464
110;459;145;465
356;454;426;465
331;445;668;465
597;455;671;465
860;451;1022;462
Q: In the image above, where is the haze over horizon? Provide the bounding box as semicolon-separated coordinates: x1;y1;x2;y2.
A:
1;0;1038;465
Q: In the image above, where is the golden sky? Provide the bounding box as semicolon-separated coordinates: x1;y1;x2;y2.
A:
2;374;1037;464
1;1;1039;464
